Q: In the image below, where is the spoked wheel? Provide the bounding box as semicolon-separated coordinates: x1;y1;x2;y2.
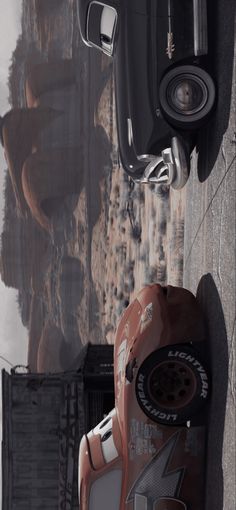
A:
159;65;216;129
135;344;209;425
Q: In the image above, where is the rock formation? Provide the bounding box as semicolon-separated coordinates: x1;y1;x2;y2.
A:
37;319;65;373
22;147;83;231
27;294;46;372
0;220;50;290
1;59;83;232
59;256;84;341
25;59;77;107
1;107;61;217
37;319;81;373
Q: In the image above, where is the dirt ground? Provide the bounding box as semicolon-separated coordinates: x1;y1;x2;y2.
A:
71;73;186;344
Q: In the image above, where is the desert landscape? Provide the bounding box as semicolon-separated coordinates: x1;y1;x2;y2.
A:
0;0;185;371
1;2;235;509
89;71;186;343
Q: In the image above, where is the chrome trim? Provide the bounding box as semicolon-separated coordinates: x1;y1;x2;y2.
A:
193;0;208;56
170;136;189;189
134;154;172;185
166;32;175;60
162;147;176;184
137;154;156;163
79;31;93;49
127;118;133;146
86;1;117;57
134;139;189;189
166;0;175;59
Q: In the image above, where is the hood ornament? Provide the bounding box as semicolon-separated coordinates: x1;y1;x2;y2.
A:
166;0;175;59
166;32;175;59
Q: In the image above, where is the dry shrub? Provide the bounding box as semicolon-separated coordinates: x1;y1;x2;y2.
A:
158;242;165;263
159;218;167;235
124;273;135;293
114;184;120;198
125;260;135;274
130;224;142;243
131;186;145;204
144;264;167;285
171;218;184;251
154;184;170;200
119;208;128;222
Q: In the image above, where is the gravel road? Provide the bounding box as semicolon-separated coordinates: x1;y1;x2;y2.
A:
183;2;236;508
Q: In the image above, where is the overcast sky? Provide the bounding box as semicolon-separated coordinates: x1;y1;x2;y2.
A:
0;0;28;374
0;0;26;499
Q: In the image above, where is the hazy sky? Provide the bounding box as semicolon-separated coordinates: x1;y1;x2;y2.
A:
0;1;27;500
0;0;28;369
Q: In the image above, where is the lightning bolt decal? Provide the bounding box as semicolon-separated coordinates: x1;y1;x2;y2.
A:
127;432;185;510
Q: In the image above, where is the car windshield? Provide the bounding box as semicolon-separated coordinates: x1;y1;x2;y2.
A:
87;2;117;55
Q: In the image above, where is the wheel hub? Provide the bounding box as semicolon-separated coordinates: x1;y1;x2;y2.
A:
148;360;197;409
167;74;208;115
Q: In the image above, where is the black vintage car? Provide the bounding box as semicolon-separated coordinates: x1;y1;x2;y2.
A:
77;0;216;189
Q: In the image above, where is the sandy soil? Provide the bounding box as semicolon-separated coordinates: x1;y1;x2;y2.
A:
89;73;185;343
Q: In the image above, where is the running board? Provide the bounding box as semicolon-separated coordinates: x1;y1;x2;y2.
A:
193;0;208;56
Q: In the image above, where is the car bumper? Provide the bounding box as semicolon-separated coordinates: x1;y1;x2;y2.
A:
133;136;189;189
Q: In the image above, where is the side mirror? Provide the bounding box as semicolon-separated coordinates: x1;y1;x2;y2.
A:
100;5;117;56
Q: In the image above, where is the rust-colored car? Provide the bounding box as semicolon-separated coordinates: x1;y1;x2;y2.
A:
79;284;210;510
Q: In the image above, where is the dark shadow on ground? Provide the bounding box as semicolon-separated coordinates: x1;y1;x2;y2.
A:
196;273;228;510
196;0;235;181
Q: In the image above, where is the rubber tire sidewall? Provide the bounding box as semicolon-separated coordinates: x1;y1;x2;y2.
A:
135;344;209;426
159;65;216;129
